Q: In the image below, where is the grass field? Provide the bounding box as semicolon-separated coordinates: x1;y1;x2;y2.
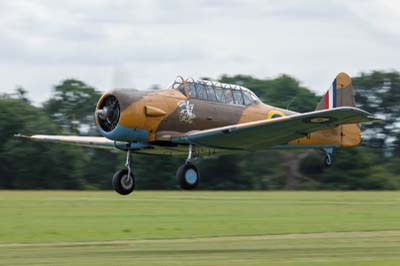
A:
1;191;400;265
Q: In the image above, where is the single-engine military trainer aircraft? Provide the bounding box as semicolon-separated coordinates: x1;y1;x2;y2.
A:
17;72;381;195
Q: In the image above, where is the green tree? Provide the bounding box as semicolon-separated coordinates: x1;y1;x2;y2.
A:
353;71;400;155
0;97;87;189
42;79;125;190
43;79;101;134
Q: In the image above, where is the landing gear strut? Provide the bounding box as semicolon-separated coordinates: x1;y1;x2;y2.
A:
112;145;201;194
323;147;333;167
112;150;136;195
176;144;200;190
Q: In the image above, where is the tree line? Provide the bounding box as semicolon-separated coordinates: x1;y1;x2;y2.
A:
1;71;399;190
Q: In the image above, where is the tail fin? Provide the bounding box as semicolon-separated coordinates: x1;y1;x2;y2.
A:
316;72;355;110
317;72;361;147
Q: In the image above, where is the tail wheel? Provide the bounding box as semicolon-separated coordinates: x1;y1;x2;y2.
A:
112;169;135;195
177;163;200;190
324;154;332;167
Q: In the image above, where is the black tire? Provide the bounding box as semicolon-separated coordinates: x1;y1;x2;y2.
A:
112;169;135;195
176;163;200;190
324;154;332;167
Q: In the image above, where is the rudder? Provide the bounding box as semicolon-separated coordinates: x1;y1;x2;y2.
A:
316;72;361;147
316;72;355;110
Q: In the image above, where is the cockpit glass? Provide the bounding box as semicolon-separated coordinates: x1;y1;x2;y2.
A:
206;86;217;102
171;77;261;106
242;91;252;105
224;89;234;104
196;84;208;100
187;83;196;97
172;82;180;90
178;84;186;96
214;87;225;103
232;90;243;105
249;92;260;103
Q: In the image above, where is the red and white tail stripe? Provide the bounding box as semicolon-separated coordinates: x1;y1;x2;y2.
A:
323;79;337;109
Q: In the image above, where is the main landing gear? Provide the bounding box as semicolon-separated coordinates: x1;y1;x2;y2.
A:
112;145;201;195
323;147;333;167
112;150;136;195
176;144;200;190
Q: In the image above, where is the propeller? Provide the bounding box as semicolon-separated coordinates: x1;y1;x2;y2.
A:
96;95;120;132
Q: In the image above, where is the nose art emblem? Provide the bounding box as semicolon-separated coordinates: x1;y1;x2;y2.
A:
178;100;196;124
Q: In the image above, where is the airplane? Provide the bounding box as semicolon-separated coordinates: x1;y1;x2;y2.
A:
16;72;381;195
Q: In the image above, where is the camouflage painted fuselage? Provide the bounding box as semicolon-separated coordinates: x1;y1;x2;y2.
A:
95;88;290;155
95;74;361;156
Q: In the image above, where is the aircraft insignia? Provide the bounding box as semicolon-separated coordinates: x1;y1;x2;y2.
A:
178;100;196;124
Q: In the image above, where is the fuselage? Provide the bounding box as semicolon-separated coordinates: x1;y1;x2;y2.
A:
95;79;296;146
94;77;361;156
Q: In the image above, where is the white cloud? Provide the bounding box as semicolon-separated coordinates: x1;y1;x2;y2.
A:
0;0;399;104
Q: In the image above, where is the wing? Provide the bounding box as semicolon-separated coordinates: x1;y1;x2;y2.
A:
171;107;381;150
15;134;120;149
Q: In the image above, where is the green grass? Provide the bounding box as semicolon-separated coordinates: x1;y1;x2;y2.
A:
1;191;400;265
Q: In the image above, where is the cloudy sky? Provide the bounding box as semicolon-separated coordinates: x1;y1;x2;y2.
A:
0;0;399;104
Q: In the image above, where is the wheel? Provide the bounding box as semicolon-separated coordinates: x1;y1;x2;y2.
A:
176;163;200;190
112;169;135;195
324;154;332;167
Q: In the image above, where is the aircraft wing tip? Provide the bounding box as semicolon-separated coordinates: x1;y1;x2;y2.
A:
14;133;31;139
367;116;385;123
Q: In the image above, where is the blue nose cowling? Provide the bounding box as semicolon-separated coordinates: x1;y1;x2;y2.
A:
96;89;149;143
97;124;149;142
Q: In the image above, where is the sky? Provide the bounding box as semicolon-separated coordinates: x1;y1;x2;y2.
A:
0;0;399;104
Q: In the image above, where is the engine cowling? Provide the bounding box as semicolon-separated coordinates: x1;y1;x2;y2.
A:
95;90;148;142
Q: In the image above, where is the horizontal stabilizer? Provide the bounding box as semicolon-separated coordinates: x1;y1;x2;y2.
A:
171;107;381;150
